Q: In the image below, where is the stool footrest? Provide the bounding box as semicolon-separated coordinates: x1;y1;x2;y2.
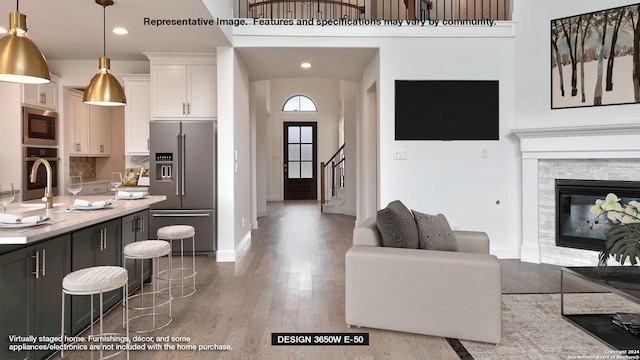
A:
125;313;172;333
159;286;196;299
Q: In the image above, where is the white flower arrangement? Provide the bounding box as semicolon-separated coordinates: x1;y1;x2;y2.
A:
589;193;640;267
590;193;640;224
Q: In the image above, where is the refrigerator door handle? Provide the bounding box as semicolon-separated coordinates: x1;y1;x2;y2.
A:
181;133;186;196
152;213;211;217
176;133;181;196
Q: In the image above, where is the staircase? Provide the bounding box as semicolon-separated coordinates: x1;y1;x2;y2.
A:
322;188;346;214
321;144;347;214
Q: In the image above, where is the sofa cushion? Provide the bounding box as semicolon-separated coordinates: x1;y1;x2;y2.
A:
376;200;420;249
412;210;457;251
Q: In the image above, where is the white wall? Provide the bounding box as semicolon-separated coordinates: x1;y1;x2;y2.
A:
266;78;341;201
357;51;380;224
342;81;358;215
217;47;253;261
254;81;268;218
377;36;519;257
234;52;252;248
515;0;640;129
0;82;22;193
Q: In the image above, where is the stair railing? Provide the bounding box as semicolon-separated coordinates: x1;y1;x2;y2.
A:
321;144;345;211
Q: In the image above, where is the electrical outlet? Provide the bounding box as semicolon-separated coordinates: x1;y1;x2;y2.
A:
393;150;407;160
481;148;489;158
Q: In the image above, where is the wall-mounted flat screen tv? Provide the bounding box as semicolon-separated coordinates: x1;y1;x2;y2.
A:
395;80;499;141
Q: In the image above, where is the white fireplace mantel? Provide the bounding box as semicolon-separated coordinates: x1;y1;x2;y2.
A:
514;124;640;263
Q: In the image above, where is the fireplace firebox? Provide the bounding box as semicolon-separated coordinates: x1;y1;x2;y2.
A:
556;179;640;251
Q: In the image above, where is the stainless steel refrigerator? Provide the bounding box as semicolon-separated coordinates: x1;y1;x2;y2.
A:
149;120;216;254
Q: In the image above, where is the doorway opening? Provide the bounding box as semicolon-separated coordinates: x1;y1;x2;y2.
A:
283;122;318;200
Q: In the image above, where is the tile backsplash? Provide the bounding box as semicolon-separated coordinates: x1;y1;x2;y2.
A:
69;157;97;181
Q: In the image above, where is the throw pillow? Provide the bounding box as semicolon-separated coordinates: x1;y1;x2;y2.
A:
412;210;457;251
376;200;420;249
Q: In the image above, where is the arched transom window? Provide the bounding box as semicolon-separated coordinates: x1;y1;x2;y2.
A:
283;95;317;112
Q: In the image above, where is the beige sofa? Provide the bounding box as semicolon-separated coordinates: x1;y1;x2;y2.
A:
345;216;502;344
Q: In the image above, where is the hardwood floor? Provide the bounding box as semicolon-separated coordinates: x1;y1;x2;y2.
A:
61;201;564;360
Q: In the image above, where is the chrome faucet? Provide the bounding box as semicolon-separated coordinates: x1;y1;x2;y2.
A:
30;158;54;209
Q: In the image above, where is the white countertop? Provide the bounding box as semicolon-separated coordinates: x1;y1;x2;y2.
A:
0;195;166;245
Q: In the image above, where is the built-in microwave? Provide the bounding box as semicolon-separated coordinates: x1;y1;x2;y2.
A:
23;106;58;146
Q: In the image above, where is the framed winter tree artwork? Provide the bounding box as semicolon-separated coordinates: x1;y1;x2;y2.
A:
551;3;640;109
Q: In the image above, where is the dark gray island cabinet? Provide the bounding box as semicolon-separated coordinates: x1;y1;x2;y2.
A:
0;234;71;360
0;207;153;360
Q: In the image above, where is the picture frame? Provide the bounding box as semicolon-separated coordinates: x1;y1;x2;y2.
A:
551;3;640;109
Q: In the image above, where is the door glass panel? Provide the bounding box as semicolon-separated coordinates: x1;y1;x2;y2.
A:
300;144;312;161
288;144;300;161
301;162;313;178
300;126;313;143
288;162;300;179
288;126;300;143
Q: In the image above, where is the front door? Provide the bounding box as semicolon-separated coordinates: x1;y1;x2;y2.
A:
284;122;317;200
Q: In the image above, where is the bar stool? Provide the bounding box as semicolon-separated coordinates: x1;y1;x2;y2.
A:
157;225;196;298
122;240;172;332
61;266;129;360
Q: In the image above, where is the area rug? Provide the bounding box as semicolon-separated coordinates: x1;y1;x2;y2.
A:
457;293;640;360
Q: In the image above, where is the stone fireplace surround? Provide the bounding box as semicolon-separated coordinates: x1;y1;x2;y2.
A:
514;124;640;266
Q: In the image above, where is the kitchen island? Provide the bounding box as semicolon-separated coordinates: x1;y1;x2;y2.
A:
0;195;165;245
0;195;166;360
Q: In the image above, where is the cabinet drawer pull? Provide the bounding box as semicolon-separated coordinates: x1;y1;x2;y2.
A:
42;249;46;277
98;229;104;250
187;103;190;115
32;251;39;279
104;228;107;250
182;103;186;115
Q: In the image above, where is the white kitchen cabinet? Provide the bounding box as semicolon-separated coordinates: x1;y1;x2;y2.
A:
89;105;111;156
68;90;90;156
123;75;150;155
67;89;111;157
22;76;59;110
149;59;216;119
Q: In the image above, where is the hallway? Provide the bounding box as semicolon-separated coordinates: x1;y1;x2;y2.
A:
62;200;459;359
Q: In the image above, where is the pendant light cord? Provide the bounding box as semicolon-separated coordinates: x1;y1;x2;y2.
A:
16;0;19;11
103;5;106;57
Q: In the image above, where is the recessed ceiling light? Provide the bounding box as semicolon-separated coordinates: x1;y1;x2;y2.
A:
300;62;311;69
112;27;128;35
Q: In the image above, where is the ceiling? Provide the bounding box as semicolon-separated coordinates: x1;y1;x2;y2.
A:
0;0;377;80
235;47;378;81
0;0;229;61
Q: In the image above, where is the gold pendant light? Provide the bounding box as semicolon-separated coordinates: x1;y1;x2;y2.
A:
83;0;126;106
0;0;51;84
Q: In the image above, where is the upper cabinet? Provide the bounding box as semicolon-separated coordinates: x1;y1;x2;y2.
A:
67;89;111;157
22;75;60;110
123;75;150;155
146;53;216;120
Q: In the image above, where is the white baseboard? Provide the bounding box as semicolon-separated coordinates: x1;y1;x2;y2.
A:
216;250;236;262
345;208;356;216
490;246;521;259
253;220;259;229
519;242;541;264
267;195;282;201
257;209;268;217
216;231;252;263
237;230;251;253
